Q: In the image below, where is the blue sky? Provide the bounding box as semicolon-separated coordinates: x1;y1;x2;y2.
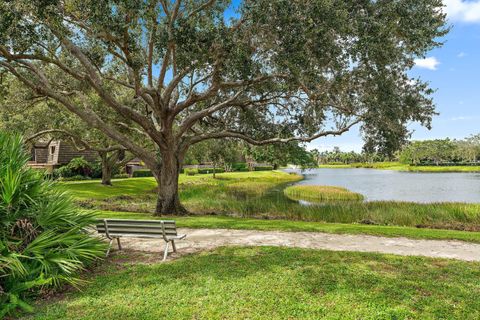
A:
310;0;480;152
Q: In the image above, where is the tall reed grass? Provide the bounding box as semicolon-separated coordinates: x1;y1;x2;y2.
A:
284;185;364;202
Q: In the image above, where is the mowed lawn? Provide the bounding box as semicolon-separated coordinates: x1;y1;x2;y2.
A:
27;247;480;320
60;171;299;199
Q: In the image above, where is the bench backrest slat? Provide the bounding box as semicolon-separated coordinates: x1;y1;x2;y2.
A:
96;219;177;239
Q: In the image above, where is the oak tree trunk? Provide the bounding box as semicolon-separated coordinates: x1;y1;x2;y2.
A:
153;150;187;216
100;152;113;186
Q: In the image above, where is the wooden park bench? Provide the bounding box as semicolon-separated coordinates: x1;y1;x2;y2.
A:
96;219;187;261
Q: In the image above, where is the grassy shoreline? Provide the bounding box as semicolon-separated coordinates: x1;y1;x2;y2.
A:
319;161;480;172
58;171;480;242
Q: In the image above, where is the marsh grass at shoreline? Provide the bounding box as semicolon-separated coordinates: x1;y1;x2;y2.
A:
284;185;364;202
62;172;480;233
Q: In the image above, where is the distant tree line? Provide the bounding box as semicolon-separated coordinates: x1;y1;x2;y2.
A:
399;135;480;165
313;134;480;166
314;147;387;165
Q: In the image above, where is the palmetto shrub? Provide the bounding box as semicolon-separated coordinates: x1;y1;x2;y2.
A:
0;133;106;317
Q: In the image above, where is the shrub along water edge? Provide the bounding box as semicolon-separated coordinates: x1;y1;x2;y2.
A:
0;133;106;317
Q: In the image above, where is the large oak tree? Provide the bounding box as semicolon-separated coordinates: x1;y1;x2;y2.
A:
0;0;446;215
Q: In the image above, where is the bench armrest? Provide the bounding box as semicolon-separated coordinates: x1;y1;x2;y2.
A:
103;219;111;239
160;221;169;242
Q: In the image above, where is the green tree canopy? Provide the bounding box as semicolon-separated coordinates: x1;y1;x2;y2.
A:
0;0;447;214
0;75;143;185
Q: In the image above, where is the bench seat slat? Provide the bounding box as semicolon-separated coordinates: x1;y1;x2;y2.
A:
96;228;177;234
96;219;175;224
107;233;164;238
96;224;176;230
105;233;186;239
97;228;177;235
96;222;176;226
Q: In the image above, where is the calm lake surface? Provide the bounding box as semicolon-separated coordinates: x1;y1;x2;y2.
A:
285;168;480;203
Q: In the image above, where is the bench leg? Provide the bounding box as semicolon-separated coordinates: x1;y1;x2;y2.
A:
116;237;122;250
163;241;170;261
106;239;114;257
172;240;177;253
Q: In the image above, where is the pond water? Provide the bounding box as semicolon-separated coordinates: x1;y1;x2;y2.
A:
284;168;480;203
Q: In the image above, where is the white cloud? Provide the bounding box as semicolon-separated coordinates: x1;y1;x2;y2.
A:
414;57;440;70
444;0;480;23
457;52;466;58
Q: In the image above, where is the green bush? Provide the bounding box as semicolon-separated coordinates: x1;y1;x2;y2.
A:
184;168;198;176
53;157;93;179
198;168;225;174
0;133;105;317
90;161;103;179
231;163;249;171
254;166;274;171
132;169;153;177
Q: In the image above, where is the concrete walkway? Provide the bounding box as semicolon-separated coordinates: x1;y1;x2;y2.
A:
119;228;480;262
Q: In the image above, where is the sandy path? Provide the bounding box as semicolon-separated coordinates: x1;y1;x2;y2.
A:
118;228;480;262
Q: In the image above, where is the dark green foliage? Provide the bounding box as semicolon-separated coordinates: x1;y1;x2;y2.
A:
232;163;249;172
89;161;104;179
53;157;93;179
197;168;225;174
253;166;274;171
0;132;105;317
132;169;153;177
53;158;118;180
247;142;317;169
399;136;480;165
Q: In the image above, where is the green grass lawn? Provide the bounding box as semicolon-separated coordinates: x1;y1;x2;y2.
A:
26;247;480;320
320;161;480;172
61;170;300;199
